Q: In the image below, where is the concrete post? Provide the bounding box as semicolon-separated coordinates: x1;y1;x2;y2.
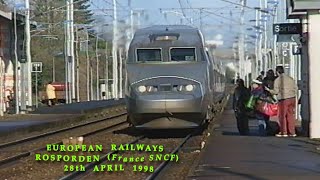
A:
307;10;320;139
300;17;310;136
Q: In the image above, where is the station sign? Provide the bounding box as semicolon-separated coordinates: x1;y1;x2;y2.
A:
273;23;302;35
31;62;42;72
292;44;301;55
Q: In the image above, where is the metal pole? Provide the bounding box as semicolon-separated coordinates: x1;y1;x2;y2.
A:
199;8;203;32
52;57;55;82
35;73;38;108
14;7;20;114
25;0;32;110
70;0;75;102
66;0;70;104
86;29;90;101
64;1;69;104
273;6;278;69
131;10;134;39
75;28;80;102
258;0;263;74
112;0;118;99
105;41;109;99
90;58;93;100
119;48;123;98
95;36;99;100
263;0;267;73
239;0;246;80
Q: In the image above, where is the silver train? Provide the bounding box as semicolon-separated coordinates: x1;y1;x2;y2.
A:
125;25;226;129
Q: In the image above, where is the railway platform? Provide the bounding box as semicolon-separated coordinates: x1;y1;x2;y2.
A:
188;102;320;180
0;99;125;138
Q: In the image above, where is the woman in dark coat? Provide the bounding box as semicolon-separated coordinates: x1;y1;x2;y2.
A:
233;79;250;135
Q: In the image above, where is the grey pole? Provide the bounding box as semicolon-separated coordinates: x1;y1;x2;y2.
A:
75;28;80;102
52;57;55;82
25;0;33;110
86;29;90;101
14;7;20;114
35;72;38;108
112;0;119;99
119;48;123;98
70;0;75;102
105;41;109;99
95;36;99;100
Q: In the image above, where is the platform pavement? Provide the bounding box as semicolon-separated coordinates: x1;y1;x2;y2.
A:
0;99;125;136
188;103;320;180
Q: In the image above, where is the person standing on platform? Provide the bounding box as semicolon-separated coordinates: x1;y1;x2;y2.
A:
263;69;276;89
251;79;270;136
266;66;298;137
257;71;265;82
233;79;250;135
46;82;56;107
262;69;279;135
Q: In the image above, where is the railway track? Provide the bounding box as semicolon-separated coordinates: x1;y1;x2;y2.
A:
0;113;128;167
145;134;193;180
0;112;127;149
56;130;198;180
59;136;145;180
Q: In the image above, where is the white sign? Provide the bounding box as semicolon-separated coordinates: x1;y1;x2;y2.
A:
282;43;290;57
31;62;42;72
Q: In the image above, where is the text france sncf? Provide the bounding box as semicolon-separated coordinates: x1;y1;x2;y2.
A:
34;144;179;173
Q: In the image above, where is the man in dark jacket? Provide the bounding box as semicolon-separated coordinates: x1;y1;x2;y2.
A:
263;69;276;89
233;79;250;135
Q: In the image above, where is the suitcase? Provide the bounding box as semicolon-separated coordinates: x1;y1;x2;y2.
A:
266;120;280;136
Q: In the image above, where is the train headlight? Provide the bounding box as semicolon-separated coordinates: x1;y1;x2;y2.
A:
146;86;158;92
185;84;194;91
137;86;146;93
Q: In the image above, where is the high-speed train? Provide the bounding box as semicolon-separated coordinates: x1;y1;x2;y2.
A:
125;25;225;129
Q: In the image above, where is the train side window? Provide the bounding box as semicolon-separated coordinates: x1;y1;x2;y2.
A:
170;48;196;61
136;49;162;62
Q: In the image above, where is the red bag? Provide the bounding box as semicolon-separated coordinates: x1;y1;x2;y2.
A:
256;102;278;117
264;103;278;116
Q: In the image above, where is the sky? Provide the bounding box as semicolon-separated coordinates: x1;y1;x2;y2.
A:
92;0;262;49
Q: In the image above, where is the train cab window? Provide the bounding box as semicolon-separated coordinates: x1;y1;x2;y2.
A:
170;48;196;61
137;49;162;62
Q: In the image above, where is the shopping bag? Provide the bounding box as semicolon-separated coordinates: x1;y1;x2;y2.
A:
264;103;278;117
245;96;256;109
256;102;278;117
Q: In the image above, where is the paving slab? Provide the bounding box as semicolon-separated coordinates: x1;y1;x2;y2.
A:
188;104;320;180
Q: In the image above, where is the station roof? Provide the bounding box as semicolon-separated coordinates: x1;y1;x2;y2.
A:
291;0;320;11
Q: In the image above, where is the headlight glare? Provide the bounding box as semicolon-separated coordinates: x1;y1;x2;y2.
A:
185;84;194;91
137;85;146;93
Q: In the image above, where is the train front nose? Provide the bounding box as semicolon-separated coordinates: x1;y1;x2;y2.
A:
126;78;208;128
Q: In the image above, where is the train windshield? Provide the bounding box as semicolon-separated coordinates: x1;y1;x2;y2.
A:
137;49;162;62
170;48;196;61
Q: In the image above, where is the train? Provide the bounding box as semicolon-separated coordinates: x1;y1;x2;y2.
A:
125;25;226;129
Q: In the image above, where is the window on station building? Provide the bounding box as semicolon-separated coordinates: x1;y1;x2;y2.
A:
170;48;196;61
136;49;162;62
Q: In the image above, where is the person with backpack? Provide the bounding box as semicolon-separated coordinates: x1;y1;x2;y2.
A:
233;79;250;135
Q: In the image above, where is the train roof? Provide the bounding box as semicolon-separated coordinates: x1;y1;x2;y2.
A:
130;25;203;48
134;25;199;35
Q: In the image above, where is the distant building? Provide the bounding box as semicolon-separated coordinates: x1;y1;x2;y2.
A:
0;9;26;113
